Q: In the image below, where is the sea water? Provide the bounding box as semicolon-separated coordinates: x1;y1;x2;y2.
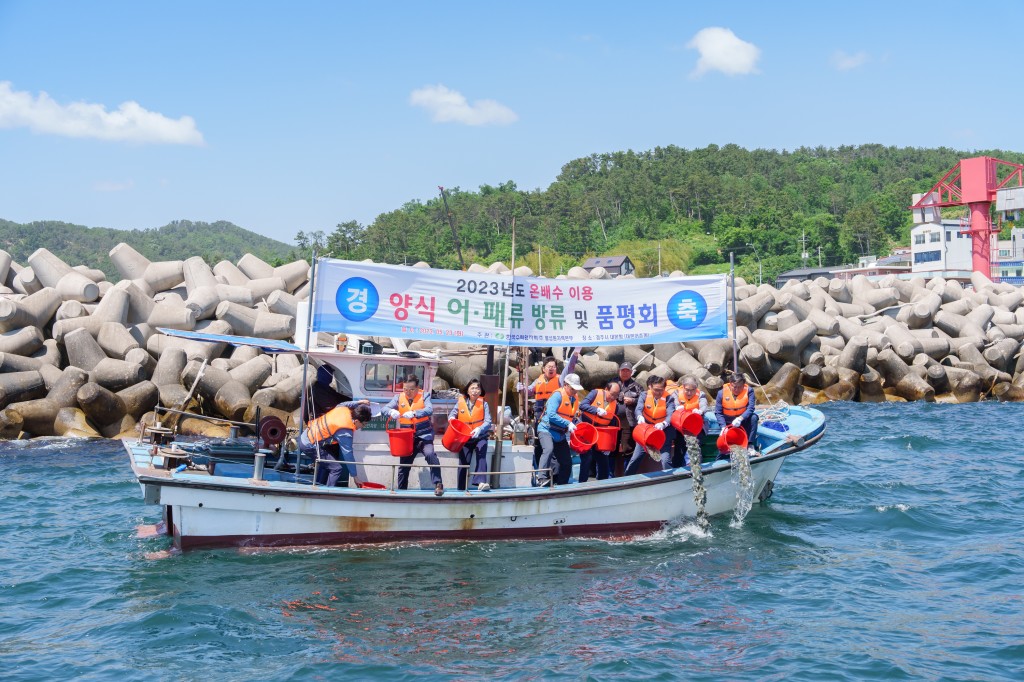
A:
2;401;1023;681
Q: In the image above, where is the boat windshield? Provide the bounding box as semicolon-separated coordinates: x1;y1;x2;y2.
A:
363;362;425;393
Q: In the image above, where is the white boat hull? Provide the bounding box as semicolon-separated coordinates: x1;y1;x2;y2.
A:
132;446;796;550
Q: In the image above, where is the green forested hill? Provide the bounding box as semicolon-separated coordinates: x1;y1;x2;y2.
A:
0;219;296;280
319;144;1024;283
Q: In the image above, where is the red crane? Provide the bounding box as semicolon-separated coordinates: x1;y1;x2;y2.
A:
910;156;1024;275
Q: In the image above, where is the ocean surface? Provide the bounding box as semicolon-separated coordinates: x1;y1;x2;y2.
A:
2;401;1023;681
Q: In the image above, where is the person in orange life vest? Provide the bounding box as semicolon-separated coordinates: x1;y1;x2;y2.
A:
446;378;493;492
578;380;620;481
714;372;758;460
671;375;710;468
299;401;372;488
516;350;579;473
386;374;444;496
536;372;584;487
624;374;676;476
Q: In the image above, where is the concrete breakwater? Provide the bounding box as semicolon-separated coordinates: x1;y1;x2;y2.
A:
0;248;1022;440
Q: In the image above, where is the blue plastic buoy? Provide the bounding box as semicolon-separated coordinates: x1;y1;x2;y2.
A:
174;464;187;473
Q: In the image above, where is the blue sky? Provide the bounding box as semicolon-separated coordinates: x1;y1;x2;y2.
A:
2;1;1022;245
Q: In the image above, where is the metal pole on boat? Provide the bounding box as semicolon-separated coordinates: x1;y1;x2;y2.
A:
298;247;320;483
489;217;517;488
730;251;739;373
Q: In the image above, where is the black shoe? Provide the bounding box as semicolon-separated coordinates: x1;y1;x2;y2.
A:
536;478;551;488
434;483;444;497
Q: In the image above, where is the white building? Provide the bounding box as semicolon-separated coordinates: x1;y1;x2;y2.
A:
909;219;973;274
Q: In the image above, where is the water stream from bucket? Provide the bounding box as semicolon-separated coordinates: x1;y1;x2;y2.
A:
729;444;755;526
685;435;709;532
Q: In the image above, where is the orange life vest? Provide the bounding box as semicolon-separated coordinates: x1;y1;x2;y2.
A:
554;387;579;425
304;405;356;445
679;391;702;412
583;389;617;426
722;384;750;418
456;396;486;429
533;374;560;401
642;391;668;423
398;390;430;426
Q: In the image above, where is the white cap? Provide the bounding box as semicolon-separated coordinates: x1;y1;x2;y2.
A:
563;373;584;390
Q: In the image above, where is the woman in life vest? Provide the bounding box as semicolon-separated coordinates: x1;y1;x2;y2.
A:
624;374;676;476
386;374;445;496
714;372;758;459
446;378;493;491
578;380;621;481
299;400;373;487
671;375;710;468
536;372;584;487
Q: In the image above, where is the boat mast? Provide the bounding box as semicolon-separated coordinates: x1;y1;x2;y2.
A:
490;217;516;488
297;246;319;482
730;251;738;373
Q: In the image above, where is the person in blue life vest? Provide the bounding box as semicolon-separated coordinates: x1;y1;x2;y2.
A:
536;372;584;487
387;374;445;496
714;372;758;460
447;378;493;491
671;375;710;468
298;400;373;488
578;379;621;481
624;374;676;475
516;349;579;479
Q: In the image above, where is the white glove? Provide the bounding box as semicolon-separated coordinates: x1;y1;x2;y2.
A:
389;409;400;419
402;411;415;419
470;427;481;438
516;381;525;392
566;422;576;434
654;422;666;431
637;416;646;425
732;417;742;427
596;408;606;417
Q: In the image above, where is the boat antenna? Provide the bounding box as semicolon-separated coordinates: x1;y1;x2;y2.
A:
297;246;319;483
730;251;738;373
438;186;466;271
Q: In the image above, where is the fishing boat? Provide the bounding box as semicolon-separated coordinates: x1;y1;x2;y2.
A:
123;258;826;550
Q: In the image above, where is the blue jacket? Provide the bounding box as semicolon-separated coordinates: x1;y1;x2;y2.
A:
538;390;577;442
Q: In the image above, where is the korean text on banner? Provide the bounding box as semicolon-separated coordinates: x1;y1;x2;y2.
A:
311;259;727;347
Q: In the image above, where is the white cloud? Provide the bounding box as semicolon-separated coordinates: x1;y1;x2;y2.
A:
686;27;761;78
831;50;869;71
409;84;518;126
93;180;134;192
0;81;204;145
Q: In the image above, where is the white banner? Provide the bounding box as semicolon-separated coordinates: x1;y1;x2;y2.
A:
310;259;728;347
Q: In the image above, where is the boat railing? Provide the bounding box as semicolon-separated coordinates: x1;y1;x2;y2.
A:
309;456;553;491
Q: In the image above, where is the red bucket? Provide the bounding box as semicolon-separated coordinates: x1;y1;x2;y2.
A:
442;419;473;452
385;417;414;457
671;409;704;437
358;481;387;490
595;425;620;451
716;425;749;452
569;422;598;453
632;423;665;451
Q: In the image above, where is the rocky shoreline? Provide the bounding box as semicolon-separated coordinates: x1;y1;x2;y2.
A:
0;248;1020;440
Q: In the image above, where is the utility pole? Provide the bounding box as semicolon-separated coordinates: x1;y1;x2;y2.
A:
799;230;809;266
658;242;662;277
537;243;542;276
818;246;822;267
438;186;466;271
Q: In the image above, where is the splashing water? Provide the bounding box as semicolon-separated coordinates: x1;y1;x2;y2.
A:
729;444;755;526
685;435;710;533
